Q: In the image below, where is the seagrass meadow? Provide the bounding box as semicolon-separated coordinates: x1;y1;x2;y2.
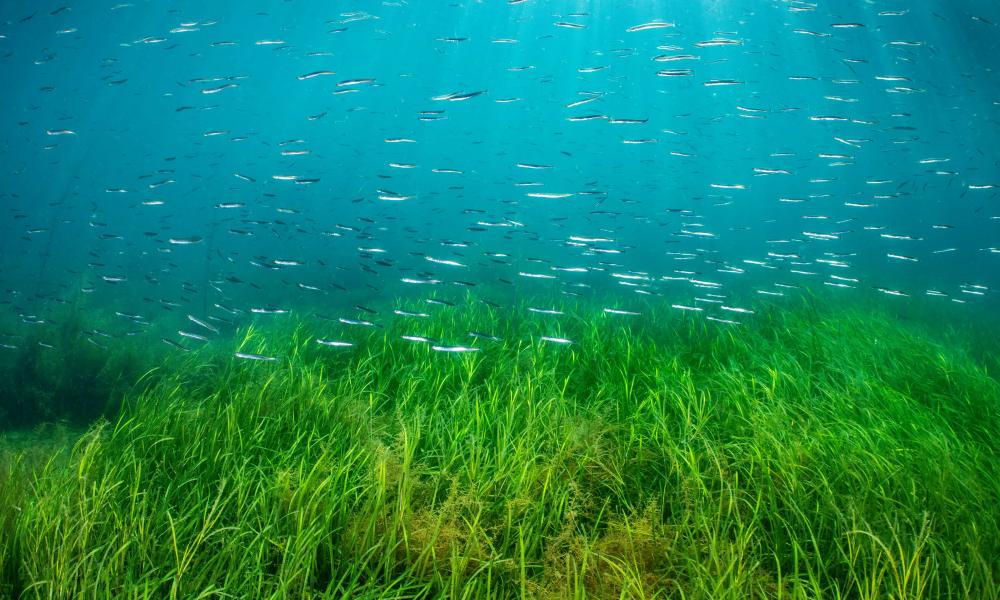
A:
2;0;1000;597
1;294;999;598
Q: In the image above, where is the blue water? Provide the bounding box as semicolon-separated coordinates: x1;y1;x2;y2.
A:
0;0;998;357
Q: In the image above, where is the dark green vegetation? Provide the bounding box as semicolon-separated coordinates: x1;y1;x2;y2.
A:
0;309;152;428
1;297;998;598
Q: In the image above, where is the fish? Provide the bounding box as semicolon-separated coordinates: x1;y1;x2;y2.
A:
626;21;674;32
603;308;640;316
234;352;278;361
202;83;239;94
316;339;353;347
431;345;479;353
168;236;204;245
338;318;378;327
178;330;209;342
431;90;486;101
161;338;189;351
187;315;219;333
0;0;994;394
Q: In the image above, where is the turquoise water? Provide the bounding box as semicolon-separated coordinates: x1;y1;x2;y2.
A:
0;0;998;424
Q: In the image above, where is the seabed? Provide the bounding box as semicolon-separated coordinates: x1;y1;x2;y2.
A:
1;292;998;599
